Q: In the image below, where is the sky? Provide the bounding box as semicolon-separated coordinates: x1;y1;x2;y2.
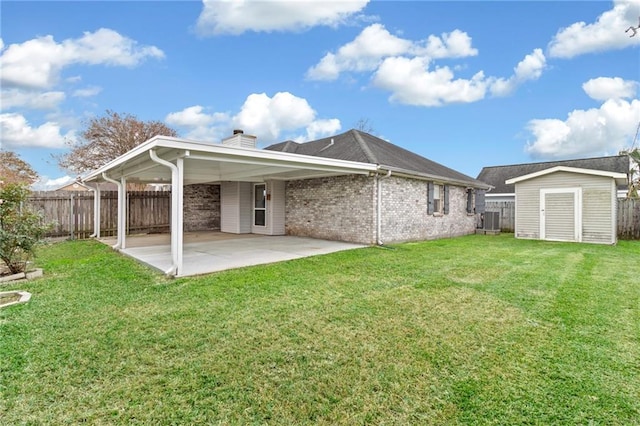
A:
1;0;639;190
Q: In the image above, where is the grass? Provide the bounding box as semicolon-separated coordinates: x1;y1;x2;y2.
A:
0;234;638;425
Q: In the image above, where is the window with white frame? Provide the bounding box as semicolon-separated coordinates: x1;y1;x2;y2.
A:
433;184;443;213
428;182;447;215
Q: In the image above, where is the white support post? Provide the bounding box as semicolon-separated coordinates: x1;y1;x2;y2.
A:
101;173;123;249
175;157;184;275
149;149;185;276
120;176;127;250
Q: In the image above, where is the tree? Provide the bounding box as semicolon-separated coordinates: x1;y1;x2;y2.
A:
0;151;39;186
624;148;640;198
621;121;640;198
0;183;50;274
354;117;376;134
57;110;178;175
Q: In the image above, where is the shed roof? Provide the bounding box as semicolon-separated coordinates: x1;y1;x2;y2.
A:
505;166;628;185
266;129;489;189
477;155;630;194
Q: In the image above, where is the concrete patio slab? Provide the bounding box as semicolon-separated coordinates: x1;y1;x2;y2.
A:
100;233;367;277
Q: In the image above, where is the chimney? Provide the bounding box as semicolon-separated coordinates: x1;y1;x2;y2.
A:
222;129;257;149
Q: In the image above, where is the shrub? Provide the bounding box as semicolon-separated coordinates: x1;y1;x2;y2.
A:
0;183;50;274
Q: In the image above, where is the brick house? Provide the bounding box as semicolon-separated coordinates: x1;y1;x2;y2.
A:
83;129;490;276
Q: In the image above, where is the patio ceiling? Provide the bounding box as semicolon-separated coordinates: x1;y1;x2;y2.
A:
83;136;378;185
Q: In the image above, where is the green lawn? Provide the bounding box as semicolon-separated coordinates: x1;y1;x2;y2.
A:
1;234;639;425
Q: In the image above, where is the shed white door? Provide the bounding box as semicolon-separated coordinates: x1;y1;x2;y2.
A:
540;188;582;242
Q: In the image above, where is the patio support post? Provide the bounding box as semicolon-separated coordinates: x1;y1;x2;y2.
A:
120;176;127;250
89;184;101;238
101;173;124;249
149;149;184;276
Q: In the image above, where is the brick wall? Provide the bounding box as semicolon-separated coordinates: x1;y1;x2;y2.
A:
285;175;376;244
380;176;476;242
184;184;220;232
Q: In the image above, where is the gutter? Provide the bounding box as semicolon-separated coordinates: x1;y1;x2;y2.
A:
149;149;180;276
376;168;392;245
86;183;100;238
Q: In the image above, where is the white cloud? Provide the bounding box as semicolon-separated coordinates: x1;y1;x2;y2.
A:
301;118;342;141
165;105;231;140
1;89;66;110
166;92;341;143
196;0;369;36
307;24;412;80
0;113;74;149
0;28;164;89
525;97;640;158
307;24;544;106
582;76;638;101
72;86;102;98
233;92;319;140
372;56;488;106
306;24;477;81
490;49;547;97
417;29;478;59
548;0;640;58
32;175;75;191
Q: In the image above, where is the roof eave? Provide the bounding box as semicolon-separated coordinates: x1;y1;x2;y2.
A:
379;165;493;190
506;166;628;184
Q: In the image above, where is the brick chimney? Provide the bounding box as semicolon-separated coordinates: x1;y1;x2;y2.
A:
221;129;257;149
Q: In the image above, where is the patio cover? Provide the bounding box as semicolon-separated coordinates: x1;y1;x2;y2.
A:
82;136;377;276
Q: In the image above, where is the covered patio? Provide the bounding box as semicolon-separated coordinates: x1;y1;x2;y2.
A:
99;232;366;277
82;132;377;276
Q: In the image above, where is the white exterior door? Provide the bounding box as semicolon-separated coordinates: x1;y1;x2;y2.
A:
540;188;582;242
252;183;266;233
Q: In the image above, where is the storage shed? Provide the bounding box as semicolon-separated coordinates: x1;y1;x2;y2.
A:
505;166;628;244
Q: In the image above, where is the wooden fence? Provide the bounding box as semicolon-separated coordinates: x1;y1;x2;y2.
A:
484;201;515;233
28;191;170;240
618;198;640;240
486;199;640;240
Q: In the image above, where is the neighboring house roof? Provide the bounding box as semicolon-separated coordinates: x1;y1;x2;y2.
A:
56;181;93;191
266;129;490;189
478;155;630;194
505;166;627;185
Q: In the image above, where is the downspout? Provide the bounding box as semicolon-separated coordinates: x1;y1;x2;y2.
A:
101;173;123;249
376;169;392;245
87;183;101;238
149;149;181;276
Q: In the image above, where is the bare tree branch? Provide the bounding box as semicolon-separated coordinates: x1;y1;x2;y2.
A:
56;110;178;175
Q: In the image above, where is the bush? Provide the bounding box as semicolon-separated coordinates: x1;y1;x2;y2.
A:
0;183;50;274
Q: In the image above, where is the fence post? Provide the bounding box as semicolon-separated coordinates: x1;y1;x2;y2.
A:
69;192;75;240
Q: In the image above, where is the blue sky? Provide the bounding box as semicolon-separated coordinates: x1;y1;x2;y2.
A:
1;0;639;189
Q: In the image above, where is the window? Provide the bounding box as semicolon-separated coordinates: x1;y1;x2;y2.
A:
433;184;443;213
466;188;474;214
428;182;448;215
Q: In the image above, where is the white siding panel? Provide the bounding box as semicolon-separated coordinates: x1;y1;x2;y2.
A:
220;181;251;234
269;180;286;235
544;192;575;241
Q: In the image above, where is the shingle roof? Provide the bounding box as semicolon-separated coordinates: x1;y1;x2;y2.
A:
477;155;630;194
265;129;488;188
